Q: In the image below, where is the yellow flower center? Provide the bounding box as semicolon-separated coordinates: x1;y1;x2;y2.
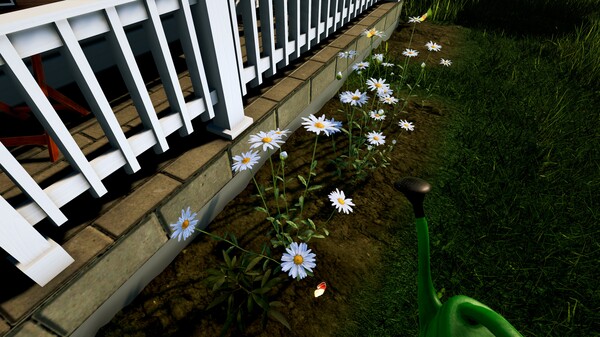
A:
315;122;325;129
352;95;360;101
293;255;304;265
262;137;272;143
242;157;251;164
337;198;345;205
374;136;379;141
375;114;381;118
182;219;190;229
375;83;382;88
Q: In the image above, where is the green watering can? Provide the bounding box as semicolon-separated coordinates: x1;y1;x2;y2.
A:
395;177;524;337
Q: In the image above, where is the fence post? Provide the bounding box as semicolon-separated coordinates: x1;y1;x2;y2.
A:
192;0;252;140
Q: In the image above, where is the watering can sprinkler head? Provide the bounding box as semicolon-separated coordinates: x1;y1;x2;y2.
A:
394;177;431;218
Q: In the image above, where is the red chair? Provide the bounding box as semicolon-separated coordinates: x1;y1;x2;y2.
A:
0;54;90;162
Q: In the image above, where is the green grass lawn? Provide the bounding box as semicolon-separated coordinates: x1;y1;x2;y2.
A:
338;1;600;336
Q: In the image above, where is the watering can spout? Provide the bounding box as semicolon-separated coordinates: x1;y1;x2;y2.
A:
394;177;431;218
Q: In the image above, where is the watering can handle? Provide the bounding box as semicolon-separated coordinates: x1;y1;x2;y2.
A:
394;177;431;218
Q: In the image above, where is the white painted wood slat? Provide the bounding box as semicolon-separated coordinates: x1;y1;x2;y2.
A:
175;0;215;121
103;6;170;154
258;0;278;77
0;143;67;226
55;19;142;175
143;0;193;137
0;35;107;199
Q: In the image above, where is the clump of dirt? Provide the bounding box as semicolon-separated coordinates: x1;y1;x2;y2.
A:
97;22;464;337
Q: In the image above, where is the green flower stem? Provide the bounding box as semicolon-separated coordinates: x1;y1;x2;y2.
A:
197;229;280;265
323;208;337;226
280;159;289;215
252;174;270;218
269;156;281;215
300;134;319;217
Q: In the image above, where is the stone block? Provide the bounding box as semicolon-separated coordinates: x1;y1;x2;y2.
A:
0;227;113;323
94;174;181;237
163;138;229;181
311;61;337;101
311;46;341;64
34;214;167;336
276;82;310;129
159;152;231;229
8;321;56;337
262;78;305;103
289;60;324;82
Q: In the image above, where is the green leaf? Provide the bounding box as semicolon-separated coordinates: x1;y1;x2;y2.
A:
252;287;271;295
310;160;318;170
298;175;307;187
245;256;263;272
268;309;291;330
207;293;229;310
307;184;322;191
287;220;299;229
255;206;269;214
222;250;232;269
252;293;270;311
312;234;325;239
323;228;330;236
247;295;254;313
212;276;226;291
261;269;272;287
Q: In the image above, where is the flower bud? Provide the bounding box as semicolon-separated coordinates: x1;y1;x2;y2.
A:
280;151;288;160
336;71;343;80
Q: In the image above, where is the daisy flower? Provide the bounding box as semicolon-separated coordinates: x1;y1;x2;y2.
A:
425;41;442;52
381;62;395;67
338;50;357;59
402;49;419;58
272;128;291;138
366;78;389;92
369;109;386;121
372;53;384;63
248;130;284;152
377;86;394;98
380;95;399;105
440;58;452;67
327;118;343;134
170;207;198;241
232;150;260;172
363;28;384;39
352;62;369;71
281;242;317;280
302;114;335;136
399;119;415;131
408;16;422;23
367;131;386;146
340;89;369;107
328;188;355;214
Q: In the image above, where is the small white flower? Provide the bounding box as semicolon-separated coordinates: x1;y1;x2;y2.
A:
366;78;389;92
382;62;395;67
392;139;397;145
352;62;370;71
340;89;369;107
170;207;198;241
367;145;373;151
328;188;355;214
425;41;442;52
440;58;452;67
338;50;358;59
377;86;394;98
302;114;337;136
281;242;317;280
372;53;384;63
327;118;343;134
272;128;291;138
232;150;260;172
380;95;399;105
408;16;422;23
402;49;419;58
363;28;384;39
248;131;284;152
369;109;386;121
399;119;415;131
367;131;386;146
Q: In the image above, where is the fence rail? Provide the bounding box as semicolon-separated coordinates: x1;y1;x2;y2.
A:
0;0;382;286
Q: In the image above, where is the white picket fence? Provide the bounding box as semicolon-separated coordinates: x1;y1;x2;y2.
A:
0;0;382;287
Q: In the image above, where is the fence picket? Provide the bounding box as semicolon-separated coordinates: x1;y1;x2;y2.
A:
0;35;107;198
104;6;170;154
55;19;142;175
